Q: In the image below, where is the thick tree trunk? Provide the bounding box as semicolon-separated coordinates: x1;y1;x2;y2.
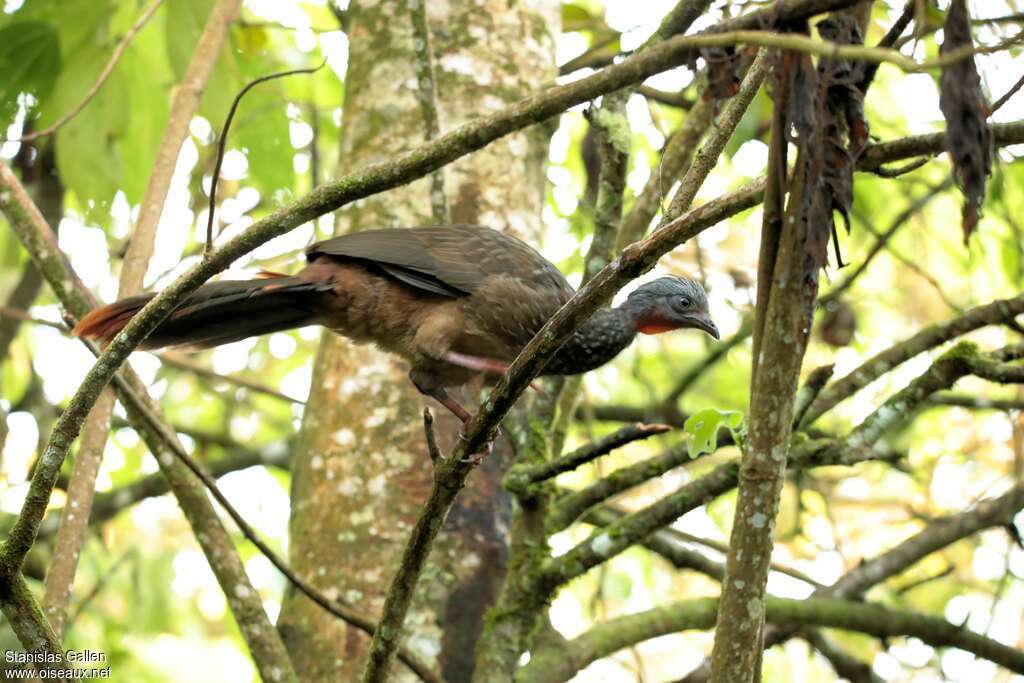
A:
277;3;558;681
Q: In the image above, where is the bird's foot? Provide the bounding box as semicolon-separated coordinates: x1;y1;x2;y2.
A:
456;430;494;465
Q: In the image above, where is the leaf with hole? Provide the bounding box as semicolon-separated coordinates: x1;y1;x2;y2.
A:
684;408;743;459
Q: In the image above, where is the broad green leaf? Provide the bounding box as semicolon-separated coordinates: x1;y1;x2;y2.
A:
165;0;214;78
232;87;294;195
51;41;128;214
0;21;60;123
113;19;172;203
562;4;593;31
684;408;743;459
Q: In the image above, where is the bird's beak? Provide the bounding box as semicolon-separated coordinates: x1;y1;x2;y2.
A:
688;315;720;340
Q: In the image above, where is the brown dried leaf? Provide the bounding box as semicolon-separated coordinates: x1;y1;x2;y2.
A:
939;0;992;243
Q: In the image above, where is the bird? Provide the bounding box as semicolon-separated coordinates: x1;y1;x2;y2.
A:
74;225;718;430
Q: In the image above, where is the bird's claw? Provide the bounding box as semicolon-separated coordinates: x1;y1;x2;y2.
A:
457;430;494;464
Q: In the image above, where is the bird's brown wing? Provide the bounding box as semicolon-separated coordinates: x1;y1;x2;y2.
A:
306;224;574;299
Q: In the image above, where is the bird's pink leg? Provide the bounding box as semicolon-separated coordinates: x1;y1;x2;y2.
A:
442;351;548;395
442;351;511;374
423;386;493;464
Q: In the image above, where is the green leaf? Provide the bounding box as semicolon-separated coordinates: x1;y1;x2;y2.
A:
684;408;743;459
233;88;293;196
0;21;61;123
113;20;171;203
562;4;593;32
603;571;633;601
51;41;128;214
165;0;214;79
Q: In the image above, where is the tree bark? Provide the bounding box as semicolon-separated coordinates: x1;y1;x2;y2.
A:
277;3;558;681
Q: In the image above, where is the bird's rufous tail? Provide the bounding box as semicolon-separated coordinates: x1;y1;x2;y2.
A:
73;277;333;350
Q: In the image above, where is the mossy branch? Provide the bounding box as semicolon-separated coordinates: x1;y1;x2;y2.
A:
804;300;1024;427
518;596;1024;683
504;422;671;497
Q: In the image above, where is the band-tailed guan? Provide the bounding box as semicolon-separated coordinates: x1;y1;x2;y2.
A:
75;225;718;423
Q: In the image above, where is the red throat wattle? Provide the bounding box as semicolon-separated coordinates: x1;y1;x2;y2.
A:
638;323;679;335
637;312;681;335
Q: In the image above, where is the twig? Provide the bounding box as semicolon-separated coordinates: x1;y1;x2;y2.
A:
557;33;621;76
36;441;291;538
505;423;671;495
65;551;134;629
927;393;1024;411
0;306;65;330
582;505;823;588
205;61;326;256
660;49;769;223
660;318;753;409
584;90;632;280
846;343;1024;450
819;180;951;307
792;364;836;427
158;351;303;404
0;309;302;403
803;630;880;683
991;71;1024;113
41;388;114;636
858;0;914;93
2;0;165;143
855;209;963;312
547;440;703;533
893;566;954;595
129;0;242;284
407;0;448;223
617;97;717;251
802;297;1024;426
637;85;695;108
422;409;441;465
973;12;1024;26
868;156;931;177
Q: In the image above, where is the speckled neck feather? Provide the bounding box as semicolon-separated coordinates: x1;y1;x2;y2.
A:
542;307;637;375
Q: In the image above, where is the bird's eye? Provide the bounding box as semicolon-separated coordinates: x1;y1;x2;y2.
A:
678;297;691;308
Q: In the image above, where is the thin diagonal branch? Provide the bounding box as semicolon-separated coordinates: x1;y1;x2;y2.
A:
40;0;242;641
803;298;1024;426
505;423;671;495
407;0;448;223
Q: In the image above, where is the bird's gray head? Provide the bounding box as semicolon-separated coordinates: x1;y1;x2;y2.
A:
621;276;719;339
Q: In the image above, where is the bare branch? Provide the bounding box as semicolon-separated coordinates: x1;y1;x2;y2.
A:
422;408;442;465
